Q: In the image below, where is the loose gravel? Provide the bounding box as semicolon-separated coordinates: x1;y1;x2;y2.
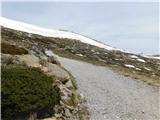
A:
58;57;159;120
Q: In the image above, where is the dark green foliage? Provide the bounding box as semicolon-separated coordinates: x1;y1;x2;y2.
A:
1;65;60;120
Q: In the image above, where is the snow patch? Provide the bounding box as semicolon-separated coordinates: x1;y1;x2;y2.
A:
135;68;141;71
152;56;160;60
137;58;146;63
76;53;83;57
0;17;124;52
45;50;54;57
142;55;160;60
124;64;141;71
144;67;151;71
130;55;138;59
124;64;135;68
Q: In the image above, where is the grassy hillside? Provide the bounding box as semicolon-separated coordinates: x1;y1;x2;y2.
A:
2;27;160;86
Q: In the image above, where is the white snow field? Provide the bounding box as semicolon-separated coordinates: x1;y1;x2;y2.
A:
0;17;122;51
1;17;159;60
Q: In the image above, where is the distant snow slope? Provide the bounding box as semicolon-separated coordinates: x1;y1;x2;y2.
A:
0;17;122;51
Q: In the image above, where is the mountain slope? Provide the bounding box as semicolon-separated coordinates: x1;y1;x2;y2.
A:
0;17;123;51
1;17;159;120
1;17;160;86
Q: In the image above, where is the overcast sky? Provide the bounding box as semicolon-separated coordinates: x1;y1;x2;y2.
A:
2;1;159;54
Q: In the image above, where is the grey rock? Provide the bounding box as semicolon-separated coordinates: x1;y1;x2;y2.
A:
65;80;74;89
1;54;21;65
64;108;71;117
59;84;72;97
1;54;14;64
18;54;40;67
48;56;61;66
47;63;70;83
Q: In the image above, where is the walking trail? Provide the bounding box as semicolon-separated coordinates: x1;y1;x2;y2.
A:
58;57;159;120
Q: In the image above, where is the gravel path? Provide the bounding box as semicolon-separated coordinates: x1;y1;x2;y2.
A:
58;57;159;120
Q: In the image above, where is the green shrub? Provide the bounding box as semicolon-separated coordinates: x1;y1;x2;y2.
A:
1;65;60;120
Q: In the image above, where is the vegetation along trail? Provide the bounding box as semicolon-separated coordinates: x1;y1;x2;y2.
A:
58;57;159;120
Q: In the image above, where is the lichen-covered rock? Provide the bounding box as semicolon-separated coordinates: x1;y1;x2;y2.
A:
48;56;61;66
1;54;14;64
64;108;72;117
39;55;48;66
18;54;40;68
65;80;74;90
58;84;72;96
2;54;24;65
59;101;73;110
47;63;70;83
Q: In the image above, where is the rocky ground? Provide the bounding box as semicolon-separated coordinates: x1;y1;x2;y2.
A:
1;26;160;120
58;57;160;120
1;52;88;120
2;27;160;86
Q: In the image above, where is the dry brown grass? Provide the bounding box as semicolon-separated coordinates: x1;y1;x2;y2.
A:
1;42;28;55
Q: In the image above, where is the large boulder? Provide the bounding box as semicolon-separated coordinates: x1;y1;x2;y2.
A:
45;50;61;65
1;54;15;64
48;56;61;66
47;63;70;83
18;54;40;68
